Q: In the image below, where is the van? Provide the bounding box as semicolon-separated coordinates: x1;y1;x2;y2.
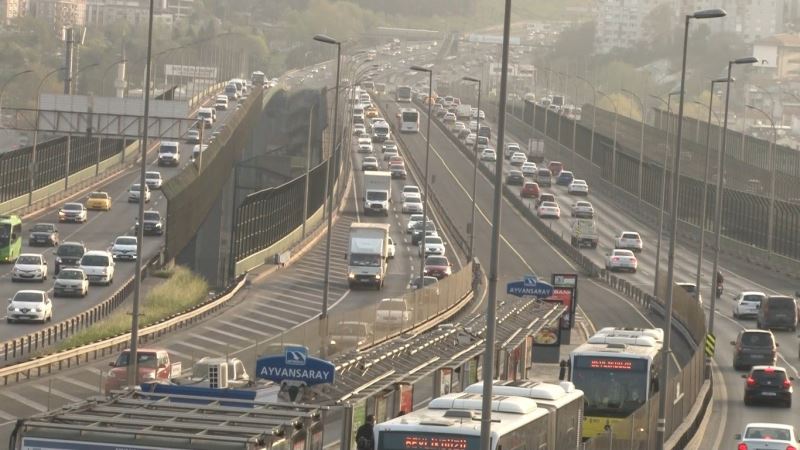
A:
536;168;552;187
214;95;229;110
224;83;238;100
478;125;491;139
157;141;180;167
197;107;215;127
79;250;115;286
757;295;798;331
731;329;777;370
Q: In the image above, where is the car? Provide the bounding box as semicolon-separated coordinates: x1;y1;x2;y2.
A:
383;147;399;161
387;237;396;259
329;321;373;353
443;112;456;124
145;171;163;190
128;183;151;203
53;267;89;297
410;276;440;295
568;179;589;195
191;144;208;162
403;185;420;196
571;201;594;218
506;170;525;186
556;170;575;186
54;241;85;274
477;136;490;150
614;231;643;252
85;191;112;211
548;161;564;176
388;155;404;167
520;181;540;199
136;210;164;236
375;297;412;327
353;124;366;136
452;121;466;133
357;138;373;153
58;202;88;223
537;201;560;219
504;143;522;159
509;152;527;166
480;148;497;161
757;295;799;331
419;236;446;257
743;366;793;407
736;423;797;449
406;214;428;233
465;133;477;146
28;223;59;246
521;162;537;177
402;191;422;203
6;290;52;324
424;255;452;279
732;329;777;370
733;291;767;319
214;95;228;110
362;156;379;171
676;282;702;303
80;250;115;285
185;129;201;144
604;249;638;272
536;168;552;187
390;164;407;179
11;253;47;282
111;236;138;261
411;222;438;245
382;141;398;152
537;193;556;208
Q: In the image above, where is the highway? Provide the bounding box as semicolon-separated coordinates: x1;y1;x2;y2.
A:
0;93;232;347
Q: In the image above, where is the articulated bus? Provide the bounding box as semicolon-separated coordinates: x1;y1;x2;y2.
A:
0;214;22;263
398;108;419;133
569;327;663;441
396;85;412;103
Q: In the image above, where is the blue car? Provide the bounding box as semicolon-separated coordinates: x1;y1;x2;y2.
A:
556;170;574;186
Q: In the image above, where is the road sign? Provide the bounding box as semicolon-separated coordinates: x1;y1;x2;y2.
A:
256;345;335;386
704;334;715;357
507;275;554;298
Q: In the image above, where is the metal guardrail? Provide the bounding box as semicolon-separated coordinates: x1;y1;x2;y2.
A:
0;274;246;386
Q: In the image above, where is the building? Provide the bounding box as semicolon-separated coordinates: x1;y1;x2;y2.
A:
84;0;189;25
594;0;659;54
0;0;27;23
679;0;785;43
753;33;800;80
31;0;86;29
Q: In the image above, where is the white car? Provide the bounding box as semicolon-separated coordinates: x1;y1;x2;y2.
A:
387;237;396;259
362;156;379;171
128;183;151;203
736;423;797;450
7;290;53;324
465;133;477;146
477;136;490;150
375;297;411;327
402;191;422;203
402;200;423;214
480;148;497;161
353;124;366;136
733;291;767;319
676;282;702;303
538;201;560;219
443;112;456;124
568;179;589;195
58;202;88;223
509;152;527;166
357;138;373;153
383;148;399;161
504;143;521;159
521;162;537;177
53;268;89;297
80;250;116;286
185;129;201;143
605;249;638;273
569;201;593;218
402;185;421;196
419;236;446;257
11;253;47;282
615;231;643;252
144;171;163;190
407;214;425;232
111;236;138;261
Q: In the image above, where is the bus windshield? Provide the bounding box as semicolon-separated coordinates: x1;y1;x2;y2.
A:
402;111;418;122
397;86;412;102
0;223;10;246
572;355;648;417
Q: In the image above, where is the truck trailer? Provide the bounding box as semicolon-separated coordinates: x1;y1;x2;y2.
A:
347;223;391;289
363;171;392;216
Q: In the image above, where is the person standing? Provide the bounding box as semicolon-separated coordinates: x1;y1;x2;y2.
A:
356;415;375;450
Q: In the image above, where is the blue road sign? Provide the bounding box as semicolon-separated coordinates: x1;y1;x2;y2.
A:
256;345;335;386
507;275;555;298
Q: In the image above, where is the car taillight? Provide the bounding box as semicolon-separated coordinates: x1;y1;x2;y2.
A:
746;377;756;386
737;444;747;450
787;445;797;450
612;257;619;262
783;378;792;389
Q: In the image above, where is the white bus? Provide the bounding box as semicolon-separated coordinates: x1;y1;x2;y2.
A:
374;393;551;450
396;85;412;103
569;327;663;441
399;108;419;133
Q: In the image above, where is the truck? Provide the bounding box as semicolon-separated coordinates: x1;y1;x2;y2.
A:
347;223;391;289
363;171;392;216
570;218;599;248
456;104;472;120
104;348;182;394
528;138;545;163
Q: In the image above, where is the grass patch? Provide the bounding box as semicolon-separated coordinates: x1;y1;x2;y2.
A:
56;266;208;350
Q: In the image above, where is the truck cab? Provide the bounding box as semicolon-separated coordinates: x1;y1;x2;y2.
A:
347;223;391;289
104;348;181;394
363;171;392;216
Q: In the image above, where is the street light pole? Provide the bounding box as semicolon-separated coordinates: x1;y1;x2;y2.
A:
576;75;596;164
657;10;727;449
598;91;618;191
410;65;433;285
29;67;66;207
463;76;481;261
621;88;646;210
746;104;777;254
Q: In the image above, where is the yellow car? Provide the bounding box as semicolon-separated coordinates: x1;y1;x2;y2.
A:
365;108;379;118
85;191;112;211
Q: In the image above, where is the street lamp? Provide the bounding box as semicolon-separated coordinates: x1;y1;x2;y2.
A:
463;75;481;261
708;57;757;344
576;75;597;164
71;63;99;95
621;88;646;210
102;58;127;97
656;8;727;448
746;104;777;256
29;67;67;206
410;65;434;286
597;91;618;191
313;33;342;359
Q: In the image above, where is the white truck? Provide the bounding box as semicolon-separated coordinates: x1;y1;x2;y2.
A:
528;138;545;163
347;223;391;289
363;171;392;216
456;104;472;120
570;218;599;248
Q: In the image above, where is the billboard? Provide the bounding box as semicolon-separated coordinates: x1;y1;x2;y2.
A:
165;64;218;79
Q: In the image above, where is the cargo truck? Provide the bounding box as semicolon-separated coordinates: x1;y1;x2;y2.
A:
347;223;391;289
570;218;599;248
528;138;545;163
363;171;392;216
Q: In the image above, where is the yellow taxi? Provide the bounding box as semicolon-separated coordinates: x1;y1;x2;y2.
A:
365;107;379;118
85;191;112;211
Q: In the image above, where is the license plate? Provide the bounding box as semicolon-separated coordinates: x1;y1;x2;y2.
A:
762;392;777;396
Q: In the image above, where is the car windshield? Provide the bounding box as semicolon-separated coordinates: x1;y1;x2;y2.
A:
144;212;160;221
146;173;160;180
614;250;634;257
63;204;82;211
130;184;142;192
426;256;448;266
622;233;640;239
741;332;773;347
679;284;696;293
745;426;792;441
58;245;84;256
31;224;53;232
115;351;159;368
349;253;381;267
160;146;177;154
116;237;137;246
379;301;407;311
769;297;796;311
13;292;44;303
742;294;764;303
424;237;442;244
82;255;109;266
366;191;388;201
17;255;41;265
541;202;556;208
89;192;107;199
58;270;84;280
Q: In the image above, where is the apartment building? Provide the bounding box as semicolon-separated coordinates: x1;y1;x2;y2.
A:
0;0;27;23
31;0;86;29
594;0;660;54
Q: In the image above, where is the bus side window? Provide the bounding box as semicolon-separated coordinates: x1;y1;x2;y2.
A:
651;375;660;393
11;224;21;241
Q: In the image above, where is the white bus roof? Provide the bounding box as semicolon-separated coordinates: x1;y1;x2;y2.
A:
464;380;583;407
399;107;418;114
429;393;539;414
593;327;664;343
570;341;661;361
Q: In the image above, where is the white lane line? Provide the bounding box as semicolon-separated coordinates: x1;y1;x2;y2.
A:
172;341;224;356
207;327;255;343
218;320;272;337
188;332;229;346
264;297;321;313
57;375;101;392
164;348;192;360
0;408;19;421
31;383;82;403
234;315;286;331
1;390;48;412
246;308;298;325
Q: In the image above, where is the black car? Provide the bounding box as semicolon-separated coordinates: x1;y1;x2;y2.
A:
732;329;778;370
411;222;437;246
506;170;525;186
136;210;164;236
757;295;798;331
743;366;793;407
54;241;86;274
28;223;59;246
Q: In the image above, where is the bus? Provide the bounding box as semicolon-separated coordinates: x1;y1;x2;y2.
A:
0;214;22;263
251;71;266;86
399;108;419;133
396;85;412;103
374;393;552;450
569;327;663;441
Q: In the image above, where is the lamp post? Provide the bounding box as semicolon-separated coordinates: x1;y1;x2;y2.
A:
410;65;433;286
463;75;481;261
576;75;597;164
480;1;512;449
621;88;646;211
746;104;777;254
0;69;33;118
707;57;757;343
597;91;618;191
656;9;727;449
63;63;98;191
313;33;342;359
102;58;127;97
29;67;66;206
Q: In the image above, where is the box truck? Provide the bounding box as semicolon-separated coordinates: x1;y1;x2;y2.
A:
347;223;391;289
363;171;392;216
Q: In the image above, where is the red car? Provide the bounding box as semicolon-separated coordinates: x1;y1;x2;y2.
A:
521;181;540;199
423;255;452;279
548;161;564;176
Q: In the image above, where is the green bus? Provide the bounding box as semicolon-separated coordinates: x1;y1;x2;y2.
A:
0;214;22;263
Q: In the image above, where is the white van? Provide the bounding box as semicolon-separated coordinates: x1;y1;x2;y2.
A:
157;141;180;167
80;250;115;285
197;107;215;127
214;95;229;110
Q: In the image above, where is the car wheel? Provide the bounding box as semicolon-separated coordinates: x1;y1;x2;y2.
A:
733;311;738;319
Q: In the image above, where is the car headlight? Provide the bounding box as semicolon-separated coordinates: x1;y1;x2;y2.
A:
35;307;42;312
375;274;381;280
55;257;62;263
7;305;14;311
348;273;355;279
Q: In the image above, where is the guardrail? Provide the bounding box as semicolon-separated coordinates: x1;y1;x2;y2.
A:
0;274;247;386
